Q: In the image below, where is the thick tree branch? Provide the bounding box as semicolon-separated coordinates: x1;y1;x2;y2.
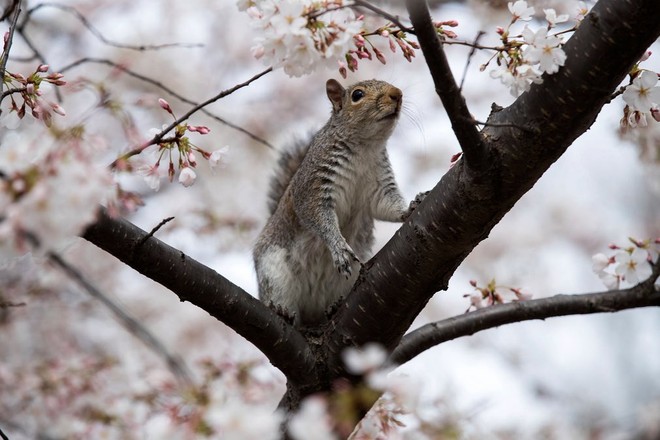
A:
389;259;660;366
82;208;317;385
324;0;660;380
405;0;486;169
0;0;22;108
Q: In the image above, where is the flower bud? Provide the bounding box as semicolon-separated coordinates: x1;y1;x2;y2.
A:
37;64;49;72
158;98;173;114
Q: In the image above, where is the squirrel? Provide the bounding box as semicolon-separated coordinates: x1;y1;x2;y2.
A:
253;79;427;328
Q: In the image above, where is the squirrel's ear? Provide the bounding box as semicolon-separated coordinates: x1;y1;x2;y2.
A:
326;79;345;112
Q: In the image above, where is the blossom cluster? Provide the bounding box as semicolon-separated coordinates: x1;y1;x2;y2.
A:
1;63;67;127
126;98;228;191
488;1;581;97
0;353;284;439
0;127;112;257
239;0;454;78
620;60;660;129
239;0;363;77
287;343;461;438
592;238;659;290
463;278;532;311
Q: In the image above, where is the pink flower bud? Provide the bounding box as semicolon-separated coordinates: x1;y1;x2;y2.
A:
26;83;35;94
187;125;210;134
158;98;173;114
251;44;265;60
168;162;175;182
37;64;49;73
442;20;459;27
389;38;397;53
338;61;347;79
640;51;652;62
651;106;660;122
469;279;477;287
380;30;390;38
346;54;358;71
496;26;505;35
187;151;197;167
373;47;386;65
50;102;66;116
443;29;457;39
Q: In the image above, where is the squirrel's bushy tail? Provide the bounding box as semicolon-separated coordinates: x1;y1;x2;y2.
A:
267;138;310;215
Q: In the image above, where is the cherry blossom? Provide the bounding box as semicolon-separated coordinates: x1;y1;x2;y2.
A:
544;8;569;27
614;248;652;284
508;0;535;22
591;253;611;273
178;166;197;187
209;146;229;169
623;70;660;112
522;26;567;74
242;0;364;77
139;163;162;191
342;343;387;374
289;396;336;440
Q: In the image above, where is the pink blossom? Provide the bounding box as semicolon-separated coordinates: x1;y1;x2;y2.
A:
178;167;196;187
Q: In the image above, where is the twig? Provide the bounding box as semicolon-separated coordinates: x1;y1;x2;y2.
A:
23;3;203;51
0;0;22;108
389;258;660;367
59;57;274;149
459;31;485;92
1;86;26;100
137;216;175;247
1;0;19;21
47;250;194;387
405;0;487;171
111;66;273;167
352;0;414;34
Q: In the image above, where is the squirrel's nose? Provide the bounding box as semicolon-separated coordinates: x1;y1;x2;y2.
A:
389;88;402;103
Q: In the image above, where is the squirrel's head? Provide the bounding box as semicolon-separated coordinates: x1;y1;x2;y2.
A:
326;79;402;135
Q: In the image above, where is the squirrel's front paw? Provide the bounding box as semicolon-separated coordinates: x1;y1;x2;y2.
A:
402;190;430;220
332;245;360;278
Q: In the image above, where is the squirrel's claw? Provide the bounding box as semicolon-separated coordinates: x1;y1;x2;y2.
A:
333;245;360;279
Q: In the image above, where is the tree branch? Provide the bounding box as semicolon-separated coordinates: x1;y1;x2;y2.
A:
22;3;203;51
405;0;487;169
111;67;272;167
58;57;274;149
82;208;317;385
389;259;660;366
324;0;660;379
352;0;414;34
0;0;22;109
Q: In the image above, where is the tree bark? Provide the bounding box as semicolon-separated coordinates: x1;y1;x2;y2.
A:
324;0;660;378
81;0;660;411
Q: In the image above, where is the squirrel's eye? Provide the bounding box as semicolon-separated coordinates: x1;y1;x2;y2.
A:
351;89;365;102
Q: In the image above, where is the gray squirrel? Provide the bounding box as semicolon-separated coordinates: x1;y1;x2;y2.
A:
254;79;426;328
